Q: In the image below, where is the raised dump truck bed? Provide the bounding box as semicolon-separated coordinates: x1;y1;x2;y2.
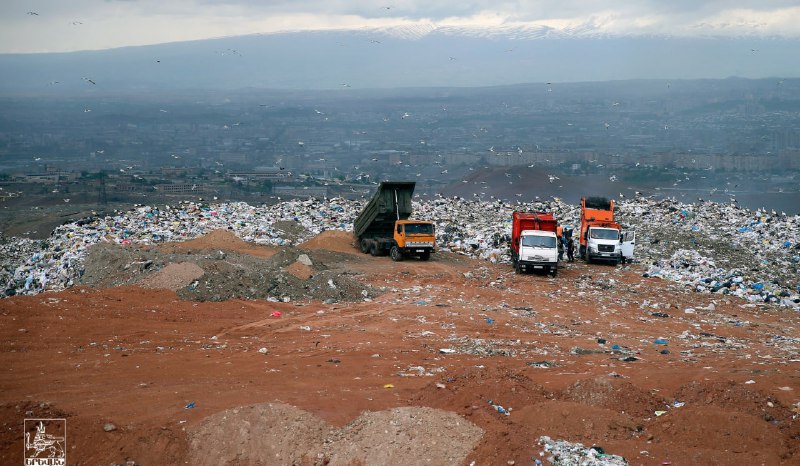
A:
353;181;415;239
353;181;435;261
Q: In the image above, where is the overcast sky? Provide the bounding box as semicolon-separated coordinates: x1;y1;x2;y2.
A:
2;0;800;53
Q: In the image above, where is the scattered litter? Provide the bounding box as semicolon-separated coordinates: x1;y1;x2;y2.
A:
439;348;456;354
257;347;268;354
184;402;196;409
383;384;394;389
539;436;628;465
488;399;511;416
527;361;555;368
270;311;282;318
2;196;798;309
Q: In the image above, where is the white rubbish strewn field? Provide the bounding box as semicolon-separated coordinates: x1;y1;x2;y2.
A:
2;196;799;307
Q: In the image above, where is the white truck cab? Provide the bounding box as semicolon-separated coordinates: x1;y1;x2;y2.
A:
586;227;622;264
516;230;559;276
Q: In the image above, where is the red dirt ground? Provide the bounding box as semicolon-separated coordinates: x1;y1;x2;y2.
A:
1;231;798;465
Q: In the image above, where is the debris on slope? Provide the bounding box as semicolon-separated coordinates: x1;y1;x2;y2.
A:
538;436;628;466
1;196;798;307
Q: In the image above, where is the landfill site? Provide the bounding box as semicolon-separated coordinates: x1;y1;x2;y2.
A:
1;190;799;466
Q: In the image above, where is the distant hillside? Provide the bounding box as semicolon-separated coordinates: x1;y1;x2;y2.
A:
1;28;798;93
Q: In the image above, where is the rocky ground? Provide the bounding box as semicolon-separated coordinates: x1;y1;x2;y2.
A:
1;230;798;465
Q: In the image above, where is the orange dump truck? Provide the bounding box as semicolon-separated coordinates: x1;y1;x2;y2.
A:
579;196;623;265
353;181;436;261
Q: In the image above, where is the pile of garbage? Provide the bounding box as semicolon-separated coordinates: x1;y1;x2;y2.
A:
1;195;798;307
617;198;800;307
537;436;628;466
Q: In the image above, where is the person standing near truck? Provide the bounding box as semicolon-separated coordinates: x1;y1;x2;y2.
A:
566;235;575;262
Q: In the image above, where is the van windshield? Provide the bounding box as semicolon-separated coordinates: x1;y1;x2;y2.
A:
405;223;434;235
590;228;619;240
522;236;556;248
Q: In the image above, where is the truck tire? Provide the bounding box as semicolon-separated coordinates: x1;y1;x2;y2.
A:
514;261;522;274
579;245;586;259
550;267;558;277
370;241;380;256
586;254;592;264
390;246;403;261
359;239;370;254
419;251;430;261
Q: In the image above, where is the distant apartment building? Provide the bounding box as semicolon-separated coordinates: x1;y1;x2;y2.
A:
226;167;292;182
154;183;209;194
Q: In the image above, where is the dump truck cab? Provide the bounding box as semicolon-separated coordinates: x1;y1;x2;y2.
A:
510;211;559;276
584;225;622;263
516;229;559;275
392;220;436;261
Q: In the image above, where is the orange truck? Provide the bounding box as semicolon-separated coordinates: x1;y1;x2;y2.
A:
353;181;436;261
579;197;624;265
510;211;559;276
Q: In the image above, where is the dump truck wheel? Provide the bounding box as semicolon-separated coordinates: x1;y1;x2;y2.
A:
419;251;430;261
359;239;370;253
550;267;558;277
370;242;380;256
390;246;403;261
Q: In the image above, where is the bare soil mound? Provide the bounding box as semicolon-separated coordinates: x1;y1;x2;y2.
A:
285;260;314;280
188;403;331;466
299;230;359;255
559;376;667;419
138;262;205;290
156;229;278;258
189;403;482;466
323;406;483;466
646;406;789;464
78;241;374;302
